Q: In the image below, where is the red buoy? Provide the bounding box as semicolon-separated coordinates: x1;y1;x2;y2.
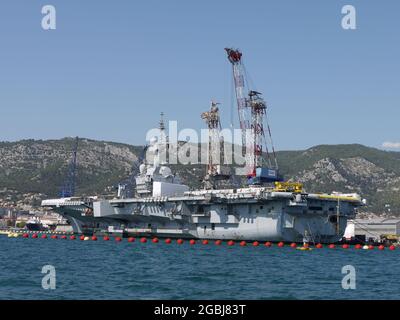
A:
128;237;135;243
152;237;159;243
354;244;362;249
227;240;235;246
316;243;323;249
61;235;67;240
328;244;335;249
177;239;184;245
51;235;58;239
303;243;309;248
79;235;85;241
91;236;97;241
290;243;297;248
215;240;222;246
342;244;349;249
202;240;209;245
265;241;272;247
253;241;259;247
115;237;122;242
41;234;47;239
368;245;374;250
240;241;247;247
70;235;76;240
22;233;29;238
103;236;110;241
165;238;172;244
378;245;385;250
277;242;284;248
32;234;38;239
189;239;196;245
140;237;147;243
389;245;396;251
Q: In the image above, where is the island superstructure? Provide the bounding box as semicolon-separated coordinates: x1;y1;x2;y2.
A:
41;48;363;243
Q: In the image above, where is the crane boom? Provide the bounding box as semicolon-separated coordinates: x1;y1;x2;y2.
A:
225;48;281;184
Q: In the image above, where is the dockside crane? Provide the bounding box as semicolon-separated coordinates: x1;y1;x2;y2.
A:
60;137;79;198
225;48;282;184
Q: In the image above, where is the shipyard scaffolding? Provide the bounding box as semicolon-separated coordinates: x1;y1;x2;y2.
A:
201;101;231;189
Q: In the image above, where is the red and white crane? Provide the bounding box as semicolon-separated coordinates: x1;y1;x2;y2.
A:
225;48;280;184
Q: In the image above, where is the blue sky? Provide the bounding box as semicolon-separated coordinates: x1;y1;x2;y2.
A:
0;0;399;151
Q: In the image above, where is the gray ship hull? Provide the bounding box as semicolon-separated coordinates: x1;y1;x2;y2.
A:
42;187;360;243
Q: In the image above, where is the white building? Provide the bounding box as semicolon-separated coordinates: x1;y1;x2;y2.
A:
345;218;400;242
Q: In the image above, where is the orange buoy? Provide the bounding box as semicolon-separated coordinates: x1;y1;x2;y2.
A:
277;242;284;248
165;238;172;244
354;244;362;249
389;245;396;251
342;244;349;249
79;235;85;241
51;235;58;239
328;244;335;249
227;240;235;246
177;239;184;245
103;236;110;241
303;243;309;248
189;239;196;245
290;243;297;248
202;240;209;245
316;243;323;249
22;233;29;238
378;245;385;250
70;235;76;240
140;237;147;243
215;240;222;246
115;237;122;242
128;237;135;243
265;241;272;247
91;236;97;241
368;245;374;250
152;237;159;243
41;234;48;239
253;241;259;247
32;234;38;239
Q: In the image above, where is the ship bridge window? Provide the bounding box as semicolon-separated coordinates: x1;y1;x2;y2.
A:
309;206;323;211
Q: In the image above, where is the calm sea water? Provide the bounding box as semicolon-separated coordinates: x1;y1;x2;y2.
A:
0;236;399;300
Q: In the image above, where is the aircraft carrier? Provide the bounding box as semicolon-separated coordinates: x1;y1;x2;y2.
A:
41;48;364;243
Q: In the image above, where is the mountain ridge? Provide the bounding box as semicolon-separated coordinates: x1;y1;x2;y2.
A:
0;138;399;214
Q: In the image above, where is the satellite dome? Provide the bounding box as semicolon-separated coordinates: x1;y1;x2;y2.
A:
159;166;172;177
149;136;158;145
